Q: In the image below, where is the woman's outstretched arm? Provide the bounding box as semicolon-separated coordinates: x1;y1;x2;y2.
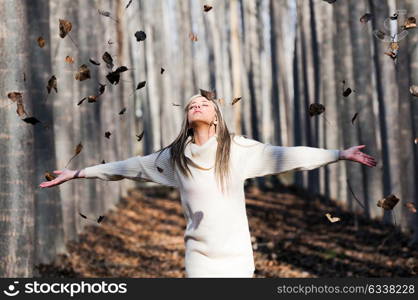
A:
234;136;377;180
39;148;179;188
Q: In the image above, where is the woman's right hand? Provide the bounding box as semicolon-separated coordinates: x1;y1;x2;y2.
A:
39;168;78;188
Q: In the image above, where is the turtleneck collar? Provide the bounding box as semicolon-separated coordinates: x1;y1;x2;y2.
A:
184;134;218;169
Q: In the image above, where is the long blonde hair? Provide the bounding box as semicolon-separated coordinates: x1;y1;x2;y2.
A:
156;93;235;194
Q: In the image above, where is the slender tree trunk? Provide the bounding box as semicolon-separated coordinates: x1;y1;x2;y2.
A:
0;0;34;277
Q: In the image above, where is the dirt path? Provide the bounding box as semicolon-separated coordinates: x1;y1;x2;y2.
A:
35;184;418;278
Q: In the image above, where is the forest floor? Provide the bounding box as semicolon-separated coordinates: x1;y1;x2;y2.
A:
35;183;418;278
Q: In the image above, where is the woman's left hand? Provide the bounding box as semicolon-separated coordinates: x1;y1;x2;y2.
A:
340;145;377;167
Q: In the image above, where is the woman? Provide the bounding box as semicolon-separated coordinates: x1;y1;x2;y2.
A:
39;93;377;278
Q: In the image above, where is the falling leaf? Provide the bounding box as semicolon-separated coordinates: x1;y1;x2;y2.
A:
75;64;91;81
115;66;128;73
102;52;114;69
106;71;121;85
390;13;398;20
308;103;325;117
135;30;147;42
136;81;146;90
47;75;58;94
157;166;163;173
108;40;114;45
98;83;106;95
119;108;126;115
89;58;100;65
351;112;359;125
374;30;386;41
16;103;27;118
126;0;133;9
343;88;352;97
77;98;86;106
409;85;418;97
37;36;46;48
200;88;216;100
203;4;213;12
65;142;83;168
231;97;242;105
44;172;56;181
403;17;417;29
325;213;341;223
7;92;23;103
79;212;87;219
188;32;198;42
98;9;118;22
161;68;165;74
105;131;111;139
136;130;144;142
385;51;397;60
97;216;105;223
377;194;400;210
390;42;399;51
172;103;181;106
360;13;373;24
65;55;74;64
323;0;337;3
59;19;72;38
87;95;97;103
22;117;41;125
404;202;417;213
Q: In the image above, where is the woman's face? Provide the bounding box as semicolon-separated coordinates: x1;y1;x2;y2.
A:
187;96;217;128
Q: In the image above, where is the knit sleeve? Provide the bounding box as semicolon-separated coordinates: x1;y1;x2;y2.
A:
83;148;178;188
233;136;340;180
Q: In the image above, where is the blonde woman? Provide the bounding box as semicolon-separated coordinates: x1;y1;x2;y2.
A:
39;93;377;278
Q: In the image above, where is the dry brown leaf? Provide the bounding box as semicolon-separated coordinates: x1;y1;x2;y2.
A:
203;4;213;12
200;88;216;100
75;64;90;81
325;213;341;223
360;13;373;24
65;55;74;64
136;130;144;142
231;97;242;105
59;19;72;38
37;36;46;48
44;172;56;181
403;17;417;29
409;85;418;97
47;75;58;94
309;103;325;117
377;194;400;210
188;32;198;42
404;202;416;213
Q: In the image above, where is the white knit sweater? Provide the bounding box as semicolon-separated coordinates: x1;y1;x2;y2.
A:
84;134;340;278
